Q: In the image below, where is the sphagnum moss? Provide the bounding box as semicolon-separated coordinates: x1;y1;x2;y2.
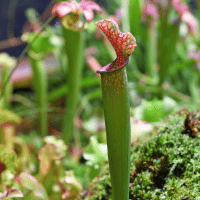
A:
84;109;200;199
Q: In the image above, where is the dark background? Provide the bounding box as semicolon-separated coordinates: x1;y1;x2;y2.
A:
0;0;52;56
0;0;197;57
0;0;111;57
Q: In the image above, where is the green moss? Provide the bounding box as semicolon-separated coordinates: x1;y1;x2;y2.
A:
84;109;200;200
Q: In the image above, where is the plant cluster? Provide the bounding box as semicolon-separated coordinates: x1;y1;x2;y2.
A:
0;0;199;199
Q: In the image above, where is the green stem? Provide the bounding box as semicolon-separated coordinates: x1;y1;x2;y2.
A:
189;70;199;103
3;125;15;152
128;55;157;85
136;84;191;102
197;1;200;21
62;29;84;144
0;128;6;147
163;85;191;102
48;77;100;102
99;67;131;200
158;10;179;88
158;9;169;87
145;21;158;80
29;53;48;137
128;0;140;80
0;69;12;109
129;0;141;37
121;0;130;32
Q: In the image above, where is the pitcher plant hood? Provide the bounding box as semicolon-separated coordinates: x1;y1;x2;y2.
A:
52;0;102;31
95;19;137;73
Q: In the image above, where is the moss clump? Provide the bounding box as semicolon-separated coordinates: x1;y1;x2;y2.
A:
84;109;200;200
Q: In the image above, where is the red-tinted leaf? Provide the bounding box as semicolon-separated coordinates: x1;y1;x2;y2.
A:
0;161;6;174
52;2;76;18
95;19;136;72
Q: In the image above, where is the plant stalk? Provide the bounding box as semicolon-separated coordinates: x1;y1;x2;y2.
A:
189;70;199;103
146;21;158;80
158;9;179;88
0;69;12;109
121;0;130;32
62;29;84;143
99;67;131;200
129;0;141;37
29;54;48;137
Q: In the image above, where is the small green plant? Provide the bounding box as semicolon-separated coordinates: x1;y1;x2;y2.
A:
83;136;108;181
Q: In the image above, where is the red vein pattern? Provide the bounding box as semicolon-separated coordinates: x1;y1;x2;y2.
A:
95;19;137;71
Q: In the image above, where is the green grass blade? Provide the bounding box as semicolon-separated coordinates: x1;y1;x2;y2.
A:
29;55;48;137
48;77;100;102
62;29;84;143
129;0;141;37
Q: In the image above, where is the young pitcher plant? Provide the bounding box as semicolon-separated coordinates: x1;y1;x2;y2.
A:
95;19;137;200
52;0;102;143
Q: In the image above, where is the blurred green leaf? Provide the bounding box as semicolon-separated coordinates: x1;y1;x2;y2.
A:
163;96;177;114
0;109;21;125
0;53;16;69
83;136;108;180
129;0;141;37
22;31;54;55
16;172;49;200
0;145;16;174
134;98;177;123
48;77;100;102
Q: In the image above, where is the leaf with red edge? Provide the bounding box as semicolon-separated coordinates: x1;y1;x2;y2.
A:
95;19;136;72
0;187;23;199
15;172;48;199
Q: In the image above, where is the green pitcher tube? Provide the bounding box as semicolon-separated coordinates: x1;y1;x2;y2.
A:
95;19;137;200
98;65;131;200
